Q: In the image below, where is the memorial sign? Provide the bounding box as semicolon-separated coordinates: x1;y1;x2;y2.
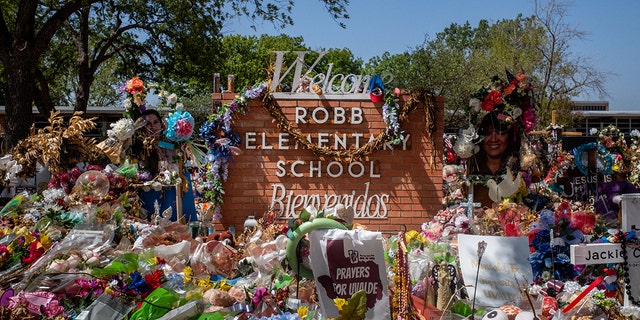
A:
458;234;533;308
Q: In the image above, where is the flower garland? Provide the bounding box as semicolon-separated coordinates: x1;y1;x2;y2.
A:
261;88;436;163
196;84;267;219
382;91;404;145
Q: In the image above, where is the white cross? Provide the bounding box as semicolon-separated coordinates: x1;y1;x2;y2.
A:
461;193;481;221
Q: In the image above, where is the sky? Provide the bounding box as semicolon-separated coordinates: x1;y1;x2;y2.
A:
223;0;640;111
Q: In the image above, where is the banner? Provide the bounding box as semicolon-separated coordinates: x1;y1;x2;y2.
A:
309;229;390;320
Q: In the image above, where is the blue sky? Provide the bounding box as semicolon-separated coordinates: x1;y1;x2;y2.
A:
224;0;640;111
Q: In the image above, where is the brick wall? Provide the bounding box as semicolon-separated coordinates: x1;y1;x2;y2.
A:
212;92;445;233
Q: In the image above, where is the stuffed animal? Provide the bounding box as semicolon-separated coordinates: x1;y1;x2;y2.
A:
206;230;235;247
443;164;465;183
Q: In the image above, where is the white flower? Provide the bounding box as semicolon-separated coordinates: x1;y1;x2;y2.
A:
589;128;598;135
176;102;184;111
42;188;66;204
469;98;481;112
461;126;479;141
631;129;640;138
511;107;522;119
454;139;475;159
108;118;135;141
167;93;178;104
123;99;132;110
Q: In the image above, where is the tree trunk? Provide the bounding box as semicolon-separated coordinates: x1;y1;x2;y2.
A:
3;54;36;150
74;66;93;114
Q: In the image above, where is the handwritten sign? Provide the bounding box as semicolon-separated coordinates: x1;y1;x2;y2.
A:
309;229;390;320
458;234;533;308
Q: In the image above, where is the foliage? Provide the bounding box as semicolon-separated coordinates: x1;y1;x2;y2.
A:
330;290;368;320
219;34;309;91
373;0;607;131
0;0;350;149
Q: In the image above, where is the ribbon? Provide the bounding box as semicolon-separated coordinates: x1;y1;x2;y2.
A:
561;275;603;313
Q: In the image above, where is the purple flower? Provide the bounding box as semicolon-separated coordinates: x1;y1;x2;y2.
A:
252;287;270;307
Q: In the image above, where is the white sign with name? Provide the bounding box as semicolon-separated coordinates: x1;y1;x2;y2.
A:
458;234;533;308
570;243;624;265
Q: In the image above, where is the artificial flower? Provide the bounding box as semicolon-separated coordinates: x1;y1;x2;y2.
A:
165;109;195;142
125;77;145;94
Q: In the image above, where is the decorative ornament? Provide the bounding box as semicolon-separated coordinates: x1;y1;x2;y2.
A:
164;108;195;142
71;170;110;199
261;88;436;162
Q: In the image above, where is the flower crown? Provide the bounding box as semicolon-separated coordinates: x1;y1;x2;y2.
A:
469;72;536;134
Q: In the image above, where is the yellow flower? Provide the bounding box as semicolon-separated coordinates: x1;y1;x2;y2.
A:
196;277;212;290
334;298;347;312
39;233;51;250
215;279;232;291
148;257;158;265
183;266;193;284
297;306;309;319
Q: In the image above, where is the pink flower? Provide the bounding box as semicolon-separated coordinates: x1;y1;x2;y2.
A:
43;299;64;317
252;287;270;307
175;119;193;137
521;108;536;133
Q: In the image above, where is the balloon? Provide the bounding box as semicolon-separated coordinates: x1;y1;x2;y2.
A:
285;218;348;280
72;170;110;198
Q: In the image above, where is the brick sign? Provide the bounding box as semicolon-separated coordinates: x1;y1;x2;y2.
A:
214;92;444;233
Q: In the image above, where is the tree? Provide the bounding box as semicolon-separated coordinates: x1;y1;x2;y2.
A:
531;0;608;127
0;0;350;150
369;0;607;131
0;0;102;149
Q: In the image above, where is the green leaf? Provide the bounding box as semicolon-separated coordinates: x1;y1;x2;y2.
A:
337;290;368;320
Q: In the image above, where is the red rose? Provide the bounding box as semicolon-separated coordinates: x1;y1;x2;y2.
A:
504;80;518;95
482;90;502;111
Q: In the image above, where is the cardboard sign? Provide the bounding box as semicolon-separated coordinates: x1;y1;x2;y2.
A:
458;234;533;308
308;229;390;320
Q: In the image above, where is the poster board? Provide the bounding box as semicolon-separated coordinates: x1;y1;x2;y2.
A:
458;234;533;308
308;229;390;320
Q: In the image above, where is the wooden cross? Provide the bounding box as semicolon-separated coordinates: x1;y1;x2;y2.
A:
461;193;481;221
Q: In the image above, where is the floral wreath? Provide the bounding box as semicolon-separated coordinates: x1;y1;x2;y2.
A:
468;72;536;136
572;142;614;176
